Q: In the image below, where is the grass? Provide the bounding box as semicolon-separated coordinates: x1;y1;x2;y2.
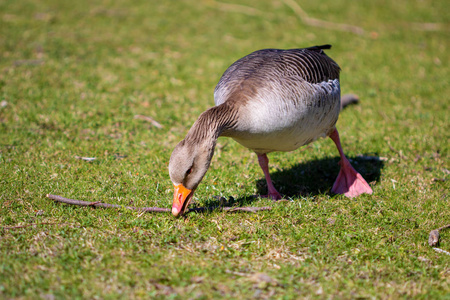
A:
0;0;449;298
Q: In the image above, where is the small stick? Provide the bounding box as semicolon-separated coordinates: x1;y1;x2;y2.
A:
428;224;450;246
282;0;365;35
433;248;450;256
46;194;272;214
14;59;44;66
134;115;163;129
47;194;170;212
75;156;96;162
210;0;365;36
410;22;445;32
209;0;263;16
2;222;75;230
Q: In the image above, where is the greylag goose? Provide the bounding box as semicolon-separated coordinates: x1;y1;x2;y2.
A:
169;45;373;216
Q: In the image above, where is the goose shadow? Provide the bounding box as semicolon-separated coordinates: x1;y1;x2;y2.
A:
255;155;384;199
194;155;384;211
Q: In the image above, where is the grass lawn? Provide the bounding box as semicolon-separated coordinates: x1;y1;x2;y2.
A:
1;0;449;298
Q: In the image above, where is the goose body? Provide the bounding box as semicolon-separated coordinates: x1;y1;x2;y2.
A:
215;48;341;153
169;45;372;216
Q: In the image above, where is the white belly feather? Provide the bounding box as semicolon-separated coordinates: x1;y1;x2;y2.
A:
220;79;340;154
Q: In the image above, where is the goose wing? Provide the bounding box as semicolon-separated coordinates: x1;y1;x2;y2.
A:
214;45;340;106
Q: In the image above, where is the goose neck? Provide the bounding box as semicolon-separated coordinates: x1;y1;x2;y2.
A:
185;103;238;143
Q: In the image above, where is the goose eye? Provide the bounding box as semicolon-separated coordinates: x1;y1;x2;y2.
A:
186;167;193;176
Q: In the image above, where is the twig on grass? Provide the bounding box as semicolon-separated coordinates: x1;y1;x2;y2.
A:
14;59;44;66
3;222;76;230
225;269;249;277
46;194;272;214
209;0;365;35
75;156;96;162
433;248;450;256
410;22;446;32
134;115;163;128
282;0;365;35
47;194;170;212
428;224;450;246
208;0;263;16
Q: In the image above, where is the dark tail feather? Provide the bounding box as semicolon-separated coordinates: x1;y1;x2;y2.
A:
307;44;332;53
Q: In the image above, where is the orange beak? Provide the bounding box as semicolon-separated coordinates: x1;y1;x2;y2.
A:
172;184;193;217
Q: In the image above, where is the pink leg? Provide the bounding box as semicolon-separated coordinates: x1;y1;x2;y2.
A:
329;128;373;198
257;154;282;200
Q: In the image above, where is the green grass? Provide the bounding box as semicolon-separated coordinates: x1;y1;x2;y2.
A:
1;0;449;298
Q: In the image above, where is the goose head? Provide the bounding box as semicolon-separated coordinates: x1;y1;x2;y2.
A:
168;137;216;216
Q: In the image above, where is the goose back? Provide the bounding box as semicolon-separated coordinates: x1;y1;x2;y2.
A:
214;45;340;106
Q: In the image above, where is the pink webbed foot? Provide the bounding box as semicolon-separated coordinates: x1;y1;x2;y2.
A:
332;157;373;198
329;128;373;198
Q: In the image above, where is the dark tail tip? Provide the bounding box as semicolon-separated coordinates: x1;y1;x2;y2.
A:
306;44;332;53
316;44;332;50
